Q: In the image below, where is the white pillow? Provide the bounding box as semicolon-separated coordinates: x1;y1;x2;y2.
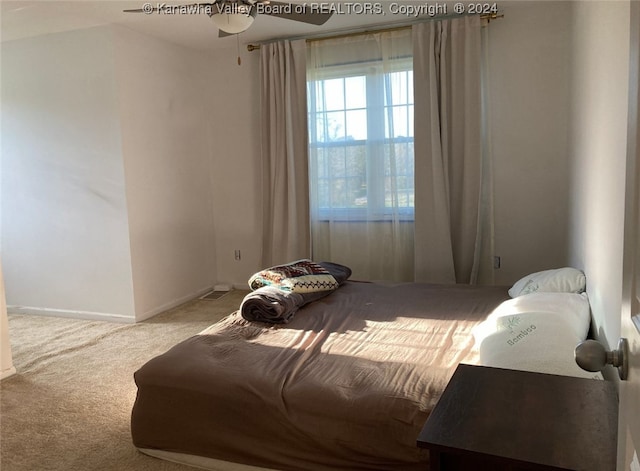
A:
508;267;586;298
473;292;602;379
485;292;591;340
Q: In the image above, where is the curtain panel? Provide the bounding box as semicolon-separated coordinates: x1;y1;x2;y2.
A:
259;40;311;267
259;17;493;283
306;30;415;281
413;16;493;284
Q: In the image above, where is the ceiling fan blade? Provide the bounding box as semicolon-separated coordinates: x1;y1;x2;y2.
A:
260;1;333;25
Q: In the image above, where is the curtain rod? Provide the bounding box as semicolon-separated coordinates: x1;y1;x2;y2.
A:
246;11;503;52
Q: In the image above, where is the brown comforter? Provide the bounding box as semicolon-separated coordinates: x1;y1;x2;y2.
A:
131;281;508;471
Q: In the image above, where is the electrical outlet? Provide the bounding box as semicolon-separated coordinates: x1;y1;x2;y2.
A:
493;256;501;269
234;250;241;261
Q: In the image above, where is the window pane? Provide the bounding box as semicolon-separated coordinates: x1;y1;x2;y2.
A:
310;81;330;112
314;147;327;178
346;146;366;208
383;142;414;209
308;112;319;143
345;76;366;109
308;59;414;219
323;78;345;111
385;105;410;138
327;146;345;177
346;109;367;140
323;111;346;142
388;71;407;104
330;177;347;206
317;178;330;208
312;112;331;142
383;73;395;106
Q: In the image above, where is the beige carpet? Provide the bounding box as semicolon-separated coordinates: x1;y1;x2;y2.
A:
1;290;249;471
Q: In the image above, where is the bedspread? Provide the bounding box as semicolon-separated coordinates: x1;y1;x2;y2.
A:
132;281;509;471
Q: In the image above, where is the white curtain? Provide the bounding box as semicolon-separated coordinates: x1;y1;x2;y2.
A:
262;18;492;282
307;30;415;281
475;24;496;285
413;16;493;284
260;40;311;267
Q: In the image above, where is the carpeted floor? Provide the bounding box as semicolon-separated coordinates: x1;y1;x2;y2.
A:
0;290;249;471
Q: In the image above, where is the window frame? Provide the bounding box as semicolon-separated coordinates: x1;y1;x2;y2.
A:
307;57;415;222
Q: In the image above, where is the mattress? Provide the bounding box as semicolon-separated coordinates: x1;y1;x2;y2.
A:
131;281;509;471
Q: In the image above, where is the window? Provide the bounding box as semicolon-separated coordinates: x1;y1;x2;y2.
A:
307;59;414;221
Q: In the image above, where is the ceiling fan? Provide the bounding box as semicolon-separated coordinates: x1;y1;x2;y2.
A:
123;0;334;36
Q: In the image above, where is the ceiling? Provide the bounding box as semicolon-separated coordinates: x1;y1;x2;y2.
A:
0;0;450;52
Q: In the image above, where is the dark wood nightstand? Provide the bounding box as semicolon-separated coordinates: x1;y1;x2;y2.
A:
417;364;618;471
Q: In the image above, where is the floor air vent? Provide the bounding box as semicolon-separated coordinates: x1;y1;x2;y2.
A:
200;290;232;301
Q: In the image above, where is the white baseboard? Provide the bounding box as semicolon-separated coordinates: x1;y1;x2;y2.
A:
0;366;16;381
7;305;136;323
8;286;221;324
134;286;214;322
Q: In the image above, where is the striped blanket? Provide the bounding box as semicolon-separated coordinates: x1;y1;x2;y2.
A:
241;260;351;323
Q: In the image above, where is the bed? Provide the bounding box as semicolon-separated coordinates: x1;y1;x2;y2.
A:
131;264;596;471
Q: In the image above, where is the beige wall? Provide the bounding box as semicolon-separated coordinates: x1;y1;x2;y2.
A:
487;1;574;285
567;1;630;349
209;2;577;288
208;48;263;289
2;1;625;319
1;27;137;320
1;26;219;321
114;26;217;321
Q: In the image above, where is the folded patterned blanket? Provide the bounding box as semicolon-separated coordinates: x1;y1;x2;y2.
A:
241;260;352;324
249;259;340;292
